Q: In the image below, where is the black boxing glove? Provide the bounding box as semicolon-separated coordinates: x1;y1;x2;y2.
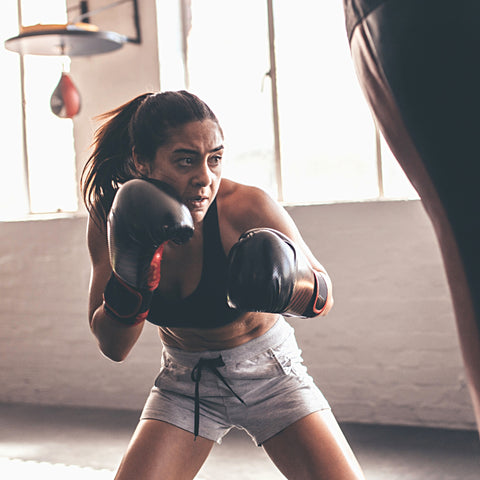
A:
226;228;329;318
103;178;194;325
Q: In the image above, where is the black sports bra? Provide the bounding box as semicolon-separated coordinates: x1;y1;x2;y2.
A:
147;199;242;328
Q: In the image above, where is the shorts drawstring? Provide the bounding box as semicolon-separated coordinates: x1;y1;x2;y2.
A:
191;355;245;439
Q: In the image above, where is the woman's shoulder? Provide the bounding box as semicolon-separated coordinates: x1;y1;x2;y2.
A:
217;179;285;234
218;179;275;212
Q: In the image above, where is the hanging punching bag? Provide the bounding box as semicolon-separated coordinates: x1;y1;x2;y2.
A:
50;72;81;119
343;0;480;432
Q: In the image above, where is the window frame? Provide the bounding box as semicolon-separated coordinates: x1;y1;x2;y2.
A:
178;0;416;205
1;0;79;220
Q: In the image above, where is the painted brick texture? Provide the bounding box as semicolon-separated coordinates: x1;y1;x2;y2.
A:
0;201;475;430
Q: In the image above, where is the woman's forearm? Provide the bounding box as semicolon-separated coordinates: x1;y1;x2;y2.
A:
90;306;144;362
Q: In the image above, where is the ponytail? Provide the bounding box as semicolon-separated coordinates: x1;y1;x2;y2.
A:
81;92;153;222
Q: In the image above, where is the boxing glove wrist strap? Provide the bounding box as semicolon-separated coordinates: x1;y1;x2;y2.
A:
310;270;328;316
103;273;153;326
287;270;328;318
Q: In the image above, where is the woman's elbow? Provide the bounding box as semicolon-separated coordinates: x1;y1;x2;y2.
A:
98;341;130;362
88;323;131;362
89;309;140;362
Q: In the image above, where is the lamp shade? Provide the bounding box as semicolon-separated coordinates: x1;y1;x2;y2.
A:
4;23;126;56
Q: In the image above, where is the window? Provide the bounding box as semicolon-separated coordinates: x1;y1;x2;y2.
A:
1;0;78;220
157;0;418;204
158;0;277;197
274;0;379;203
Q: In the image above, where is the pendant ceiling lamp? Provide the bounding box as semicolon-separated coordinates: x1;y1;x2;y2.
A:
5;22;127;57
4;0;141;56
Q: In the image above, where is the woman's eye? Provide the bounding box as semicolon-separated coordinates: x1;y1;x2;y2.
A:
178;157;194;167
209;155;222;166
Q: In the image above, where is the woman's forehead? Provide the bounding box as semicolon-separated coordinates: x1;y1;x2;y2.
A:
163;120;224;149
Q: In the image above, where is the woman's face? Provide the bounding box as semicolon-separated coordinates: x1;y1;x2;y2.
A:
140;120;224;225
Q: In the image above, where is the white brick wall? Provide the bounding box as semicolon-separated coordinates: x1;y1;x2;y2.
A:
288;201;474;429
0;201;476;430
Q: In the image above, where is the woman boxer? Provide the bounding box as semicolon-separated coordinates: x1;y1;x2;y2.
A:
82;90;365;480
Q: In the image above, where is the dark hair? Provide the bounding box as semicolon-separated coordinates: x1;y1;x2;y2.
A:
81;90;221;222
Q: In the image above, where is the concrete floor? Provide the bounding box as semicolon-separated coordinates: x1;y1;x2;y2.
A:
0;403;479;479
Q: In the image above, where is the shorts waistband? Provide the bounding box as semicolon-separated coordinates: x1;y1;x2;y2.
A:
161;316;293;367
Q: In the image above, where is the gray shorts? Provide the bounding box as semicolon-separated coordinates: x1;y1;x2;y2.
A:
141;317;330;445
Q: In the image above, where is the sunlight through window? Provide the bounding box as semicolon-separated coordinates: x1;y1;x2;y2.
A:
1;0;77;219
162;0;418;205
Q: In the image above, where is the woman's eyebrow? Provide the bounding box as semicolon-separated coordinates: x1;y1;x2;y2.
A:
173;145;224;155
173;148;198;155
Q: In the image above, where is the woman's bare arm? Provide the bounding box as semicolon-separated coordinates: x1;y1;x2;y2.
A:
86;215;145;361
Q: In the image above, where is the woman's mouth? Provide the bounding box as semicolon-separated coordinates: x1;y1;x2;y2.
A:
187;195;209;209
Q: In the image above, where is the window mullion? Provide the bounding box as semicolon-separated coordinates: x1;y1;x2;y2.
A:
17;0;32;213
374;120;385;198
266;0;283;202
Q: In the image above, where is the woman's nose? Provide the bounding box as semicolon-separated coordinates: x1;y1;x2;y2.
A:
193;161;212;186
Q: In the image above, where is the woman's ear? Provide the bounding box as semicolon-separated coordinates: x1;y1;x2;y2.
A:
132;148;150;176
